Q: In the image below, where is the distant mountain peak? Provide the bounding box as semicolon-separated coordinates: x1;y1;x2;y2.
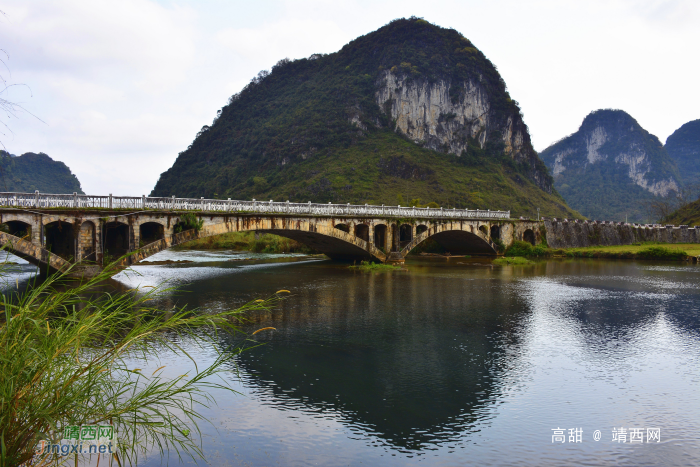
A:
0;150;84;194
665;119;700;187
540;109;680;222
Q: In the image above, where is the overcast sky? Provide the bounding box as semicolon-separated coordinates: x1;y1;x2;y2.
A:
1;0;698;196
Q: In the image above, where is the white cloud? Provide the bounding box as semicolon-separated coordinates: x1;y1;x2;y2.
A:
4;0;196;90
1;0;205;194
1;0;699;196
217;18;348;67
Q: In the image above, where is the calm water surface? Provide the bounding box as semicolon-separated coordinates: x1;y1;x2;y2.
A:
13;250;700;466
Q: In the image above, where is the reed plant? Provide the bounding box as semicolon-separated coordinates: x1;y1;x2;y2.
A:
0;255;282;466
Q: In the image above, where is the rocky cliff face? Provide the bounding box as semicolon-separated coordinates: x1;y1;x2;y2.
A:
540;109;681;222
376;72;490;154
374;70;543;189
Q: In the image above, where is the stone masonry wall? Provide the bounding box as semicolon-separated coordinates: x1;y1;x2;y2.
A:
544;218;700;249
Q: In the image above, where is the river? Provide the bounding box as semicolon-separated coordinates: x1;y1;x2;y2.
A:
7;251;700;466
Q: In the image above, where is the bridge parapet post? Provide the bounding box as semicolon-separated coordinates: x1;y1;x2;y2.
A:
34;190;39;208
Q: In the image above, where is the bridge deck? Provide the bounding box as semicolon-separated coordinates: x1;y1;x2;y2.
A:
0;192;526;276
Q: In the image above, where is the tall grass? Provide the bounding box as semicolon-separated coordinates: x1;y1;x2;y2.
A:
0;255;283;466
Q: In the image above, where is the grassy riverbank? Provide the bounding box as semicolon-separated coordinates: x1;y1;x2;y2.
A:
175;231;316;254
175;231;698;262
560;244;694;260
506;240;697;261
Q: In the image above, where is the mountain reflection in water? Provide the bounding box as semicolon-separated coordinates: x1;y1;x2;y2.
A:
230;266;523;450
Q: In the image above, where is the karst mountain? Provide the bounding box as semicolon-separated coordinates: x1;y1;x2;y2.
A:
0;151;84;194
151;17;578;218
662;118;700;225
665;119;700;187
540;109;681;222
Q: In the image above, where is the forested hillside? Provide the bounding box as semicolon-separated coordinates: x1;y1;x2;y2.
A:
665;119;700;187
0;151;84;194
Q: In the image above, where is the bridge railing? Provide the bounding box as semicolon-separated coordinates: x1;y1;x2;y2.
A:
0;191;511;220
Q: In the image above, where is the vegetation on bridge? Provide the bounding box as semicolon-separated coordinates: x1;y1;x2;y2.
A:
174;212;205;233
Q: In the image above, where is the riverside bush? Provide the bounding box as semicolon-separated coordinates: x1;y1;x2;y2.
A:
505;240;549;257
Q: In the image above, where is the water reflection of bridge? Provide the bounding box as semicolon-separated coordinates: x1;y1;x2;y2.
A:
0;191;543;275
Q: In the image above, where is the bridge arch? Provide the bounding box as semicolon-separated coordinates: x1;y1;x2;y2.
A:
400;222;498;257
80;221;97;262
2;220;32;239
354;224;369;242
523;229;535;245
104;221;130;260
374;224;388;250
335;223;350;233
139;222;164;246
45;220;76;261
490;225;500;240
399;224;413;241
130;218;387;264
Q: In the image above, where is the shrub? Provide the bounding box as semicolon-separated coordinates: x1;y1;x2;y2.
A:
505;240;550;257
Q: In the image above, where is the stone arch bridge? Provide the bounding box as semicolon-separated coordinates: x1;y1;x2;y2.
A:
0;192;544;276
